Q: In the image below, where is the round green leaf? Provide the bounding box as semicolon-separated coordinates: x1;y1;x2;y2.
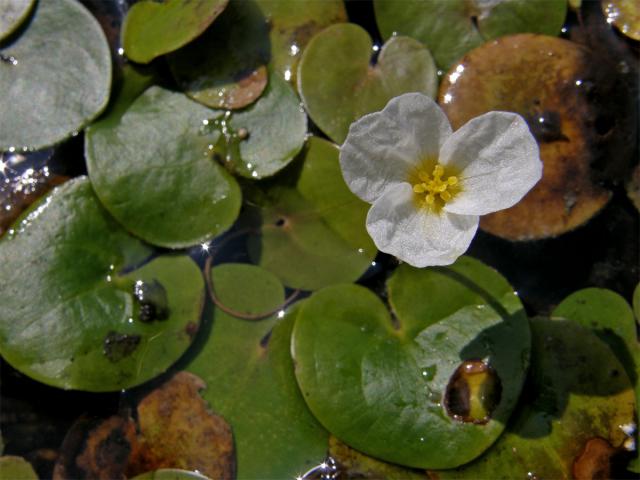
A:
0;0;34;41
0;0;111;150
184;264;328;479
0;177;205;391
122;0;228;64
254;0;347;80
247;136;376;290
292;257;530;469
374;0;567;70
434;318;636;479
130;470;210;480
297;23;437;144
86;86;241;249
168;0;269;110
208;72;307;179
0;456;37;480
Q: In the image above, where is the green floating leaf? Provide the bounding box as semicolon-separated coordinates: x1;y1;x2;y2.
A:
434;318;636;479
130;470;210;480
298;23;437;144
292;257;530;469
207;72;307;179
0;456;37;480
0;0;111;150
0;0;34;41
168;0;269;110
247;136;376;290
0;177;205;391
184;264;328;479
374;0;567;70
553;287;640;472
86;86;241;249
122;0;228;64
255;0;347;80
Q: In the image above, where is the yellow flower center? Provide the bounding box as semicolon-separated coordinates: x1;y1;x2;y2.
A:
412;163;459;211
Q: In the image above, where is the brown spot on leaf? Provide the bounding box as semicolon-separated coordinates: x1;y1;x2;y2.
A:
221;66;268;110
444;360;501;425
103;331;141;362
439;34;619;240
52;415;136;480
126;371;235;479
572;437;616;480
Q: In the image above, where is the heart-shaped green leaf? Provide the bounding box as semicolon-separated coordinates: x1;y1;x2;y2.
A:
184;264;328;479
0;0;111;151
0;177;205;391
434;318;636;479
374;0;567;70
246;136;376;290
168;0;269;110
0;0;34;41
292;257;530;469
297;23;437;144
254;0;346;80
201;71;307;179
86;86;241;249
122;0;228;64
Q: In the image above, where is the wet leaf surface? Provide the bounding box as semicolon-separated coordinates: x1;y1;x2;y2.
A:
127;372;234;479
329;436;426;479
246;137;376;290
374;0;567;70
168;0;269;110
86;85;241;248
203;71;307;179
0;0;34;41
0;0;111;150
432;318;636;479
184;264;328;479
292;256;530;469
602;0;640;40
131;469;211;480
0;456;38;480
297;23;437;144
0;177;205;391
255;0;347;81
439;34;617;240
122;0;228;64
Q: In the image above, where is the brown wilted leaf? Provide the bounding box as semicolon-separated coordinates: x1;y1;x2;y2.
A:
126;371;235;480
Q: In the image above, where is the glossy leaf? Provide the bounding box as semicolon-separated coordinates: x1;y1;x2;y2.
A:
0;177;205;391
131;470;211;480
0;0;111;150
86;86;241;249
374;0;567;69
184;264;328;479
297;23;437;144
247;137;376;290
0;0;34;41
602;0;640;40
433;318;636;479
292;257;530;469
208;72;307;179
168;0;269;110
255;0;347;80
439;34;614;240
122;0;228;64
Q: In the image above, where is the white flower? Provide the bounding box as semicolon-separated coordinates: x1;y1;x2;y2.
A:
339;93;542;267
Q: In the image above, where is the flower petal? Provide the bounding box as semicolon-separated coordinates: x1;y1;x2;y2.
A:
440;112;542;216
366;183;479;267
340;93;453;203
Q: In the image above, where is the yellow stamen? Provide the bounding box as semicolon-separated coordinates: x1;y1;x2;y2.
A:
411;162;460;211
